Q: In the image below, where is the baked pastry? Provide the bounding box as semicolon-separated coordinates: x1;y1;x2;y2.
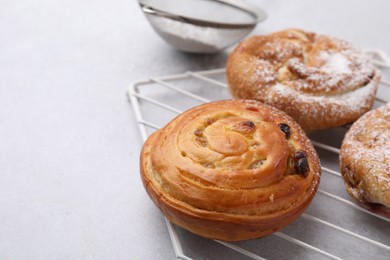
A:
140;100;321;241
226;29;380;131
340;103;390;217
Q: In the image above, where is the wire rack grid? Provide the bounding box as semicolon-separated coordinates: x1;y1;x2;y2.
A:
128;49;390;260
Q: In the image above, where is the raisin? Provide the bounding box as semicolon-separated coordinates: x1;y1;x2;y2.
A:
206;118;215;125
248;159;265;169
194;130;203;137
203;163;215;169
293;150;310;177
246;106;259;112
242;121;255;128
232;120;256;133
195;136;208;147
278;123;291;139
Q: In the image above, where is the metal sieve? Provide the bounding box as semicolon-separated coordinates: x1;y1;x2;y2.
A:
139;0;267;53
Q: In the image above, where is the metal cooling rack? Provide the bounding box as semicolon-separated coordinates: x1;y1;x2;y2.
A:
128;49;390;260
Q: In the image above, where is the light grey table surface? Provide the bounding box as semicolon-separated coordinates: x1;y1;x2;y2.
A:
1;0;390;259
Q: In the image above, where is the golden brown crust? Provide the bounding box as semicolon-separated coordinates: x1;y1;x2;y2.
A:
340;103;390;217
226;29;380;132
140;100;321;241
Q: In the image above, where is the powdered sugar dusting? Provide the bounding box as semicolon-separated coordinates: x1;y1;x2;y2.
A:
247;31;376;95
228;29;380;131
320;52;351;73
262;40;303;62
284;48;375;94
249;59;276;84
340;103;390;208
271;78;376;115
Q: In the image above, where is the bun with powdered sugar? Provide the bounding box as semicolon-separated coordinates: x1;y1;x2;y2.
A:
340;103;390;217
226;29;380;132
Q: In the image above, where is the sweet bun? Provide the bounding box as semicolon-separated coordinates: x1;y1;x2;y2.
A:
340;103;390;217
226;29;380;131
140;100;321;241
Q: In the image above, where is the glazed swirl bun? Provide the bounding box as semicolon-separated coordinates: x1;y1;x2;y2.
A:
140;100;321;241
226;29;380;131
340;103;390;217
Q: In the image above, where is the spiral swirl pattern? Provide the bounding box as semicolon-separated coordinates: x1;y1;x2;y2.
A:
141;100;321;241
227;29;380;131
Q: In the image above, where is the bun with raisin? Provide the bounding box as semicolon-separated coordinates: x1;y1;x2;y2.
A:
140;100;321;241
340;103;390;217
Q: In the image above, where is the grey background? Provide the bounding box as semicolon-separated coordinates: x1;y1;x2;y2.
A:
1;0;390;259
